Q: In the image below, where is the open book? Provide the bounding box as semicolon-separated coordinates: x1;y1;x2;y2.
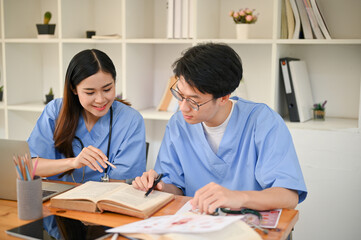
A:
50;181;174;219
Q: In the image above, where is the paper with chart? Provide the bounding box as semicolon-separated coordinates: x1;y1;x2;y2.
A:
107;214;243;234
176;200;282;228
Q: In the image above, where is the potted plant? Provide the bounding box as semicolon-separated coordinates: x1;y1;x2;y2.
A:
229;8;259;39
0;85;3;102
313;100;327;120
36;11;56;38
45;87;54;104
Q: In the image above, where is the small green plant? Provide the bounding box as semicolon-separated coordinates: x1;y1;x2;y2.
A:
44;11;52;24
0;86;3;92
48;87;53;95
313;100;327;111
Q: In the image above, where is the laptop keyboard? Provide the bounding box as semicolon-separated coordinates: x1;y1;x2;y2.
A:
42;190;57;198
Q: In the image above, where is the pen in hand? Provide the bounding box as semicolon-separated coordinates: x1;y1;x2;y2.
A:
144;173;164;197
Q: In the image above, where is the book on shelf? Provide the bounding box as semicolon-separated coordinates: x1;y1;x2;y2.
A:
279;58;314;122
302;0;325;39
157;76;177;112
295;0;313;39
50;181;175;219
167;0;174;38
188;0;195;38
280;0;288;39
310;0;331;39
173;0;182;38
91;34;121;40
181;0;189;39
167;0;192;39
285;0;295;39
290;0;301;39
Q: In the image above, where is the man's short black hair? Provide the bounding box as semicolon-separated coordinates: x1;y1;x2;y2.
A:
172;43;243;99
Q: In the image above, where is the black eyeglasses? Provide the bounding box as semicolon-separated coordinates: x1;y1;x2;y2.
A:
170;79;214;111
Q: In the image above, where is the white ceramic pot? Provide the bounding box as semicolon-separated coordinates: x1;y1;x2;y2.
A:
236;24;250;39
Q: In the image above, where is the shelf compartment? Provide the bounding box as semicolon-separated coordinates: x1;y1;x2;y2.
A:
125;43;192;110
126;0;168;39
4;0;58;39
277;44;361;120
5;43;60;105
62;0;122;39
197;0;274;40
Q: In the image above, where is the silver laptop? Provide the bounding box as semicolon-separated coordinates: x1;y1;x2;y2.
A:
0;139;74;201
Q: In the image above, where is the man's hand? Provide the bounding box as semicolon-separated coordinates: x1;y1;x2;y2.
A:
190;182;246;214
132;169;164;192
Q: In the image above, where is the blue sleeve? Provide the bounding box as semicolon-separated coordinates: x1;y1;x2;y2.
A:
154;122;185;194
27;99;60;159
254;107;307;203
109;109;146;180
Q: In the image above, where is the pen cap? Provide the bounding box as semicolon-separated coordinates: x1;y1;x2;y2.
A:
16;176;43;220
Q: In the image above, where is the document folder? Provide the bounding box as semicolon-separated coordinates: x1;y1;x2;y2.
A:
280;57;300;122
280;58;314;122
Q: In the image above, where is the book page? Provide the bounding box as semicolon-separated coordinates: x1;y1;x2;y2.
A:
51;181;127;202
100;184;174;212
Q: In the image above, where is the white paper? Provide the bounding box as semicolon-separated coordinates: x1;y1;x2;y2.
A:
107;214;243;234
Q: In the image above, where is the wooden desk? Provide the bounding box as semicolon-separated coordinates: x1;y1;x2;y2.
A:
0;197;298;240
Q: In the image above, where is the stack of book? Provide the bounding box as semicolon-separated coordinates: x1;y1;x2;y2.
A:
281;0;331;39
167;0;194;39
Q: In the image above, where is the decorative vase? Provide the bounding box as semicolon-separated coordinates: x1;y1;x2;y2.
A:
236;24;250;39
313;110;325;120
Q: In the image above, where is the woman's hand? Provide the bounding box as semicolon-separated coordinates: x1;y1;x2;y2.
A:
72;145;115;172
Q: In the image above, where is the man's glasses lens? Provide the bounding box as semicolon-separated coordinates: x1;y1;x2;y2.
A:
170;88;199;111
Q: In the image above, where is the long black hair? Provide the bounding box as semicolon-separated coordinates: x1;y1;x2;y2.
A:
54;49;117;158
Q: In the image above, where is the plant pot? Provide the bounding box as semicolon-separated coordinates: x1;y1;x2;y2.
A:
45;94;54;104
313;110;325;120
36;24;56;38
236;24;250;39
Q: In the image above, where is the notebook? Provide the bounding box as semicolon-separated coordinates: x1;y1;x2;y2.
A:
0;139;74;201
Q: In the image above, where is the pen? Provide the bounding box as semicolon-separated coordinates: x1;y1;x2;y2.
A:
144;173;165;197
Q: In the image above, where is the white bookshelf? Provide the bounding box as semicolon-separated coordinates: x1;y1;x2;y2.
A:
0;0;360;148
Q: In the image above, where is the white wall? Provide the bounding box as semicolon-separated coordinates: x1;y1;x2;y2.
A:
291;128;361;240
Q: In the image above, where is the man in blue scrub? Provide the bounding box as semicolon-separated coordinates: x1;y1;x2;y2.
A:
133;43;307;214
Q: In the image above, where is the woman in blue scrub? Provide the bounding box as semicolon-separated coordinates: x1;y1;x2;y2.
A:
133;43;307;214
28;49;146;183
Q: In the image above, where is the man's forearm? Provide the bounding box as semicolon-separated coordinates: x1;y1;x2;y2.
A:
162;183;184;195
238;187;299;210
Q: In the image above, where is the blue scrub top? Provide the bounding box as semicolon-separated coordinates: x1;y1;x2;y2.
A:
155;97;307;203
28;98;146;182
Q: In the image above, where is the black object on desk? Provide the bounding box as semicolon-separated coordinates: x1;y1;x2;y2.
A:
6;215;109;240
